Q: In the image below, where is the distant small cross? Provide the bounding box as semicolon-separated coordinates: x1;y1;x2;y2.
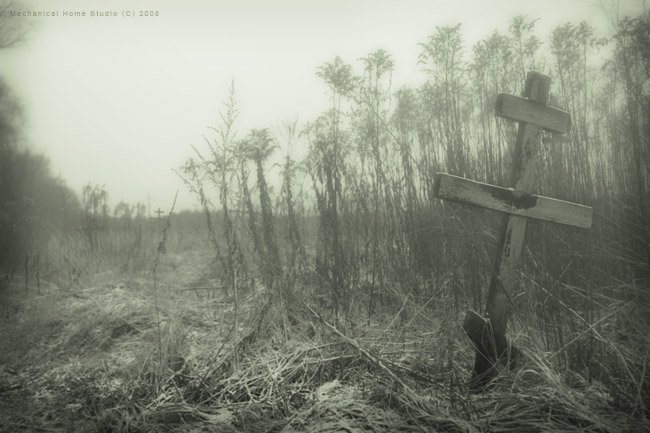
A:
155;208;164;219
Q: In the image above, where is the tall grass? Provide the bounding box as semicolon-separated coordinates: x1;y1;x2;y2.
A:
2;11;647;433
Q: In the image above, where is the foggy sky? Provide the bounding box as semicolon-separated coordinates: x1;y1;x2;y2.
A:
0;0;639;211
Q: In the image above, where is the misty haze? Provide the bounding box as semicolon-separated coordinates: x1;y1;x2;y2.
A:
0;0;649;432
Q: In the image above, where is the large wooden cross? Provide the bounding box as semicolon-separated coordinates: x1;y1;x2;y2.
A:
434;71;593;388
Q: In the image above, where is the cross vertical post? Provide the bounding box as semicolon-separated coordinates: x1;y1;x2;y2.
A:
434;71;592;388
479;72;551;384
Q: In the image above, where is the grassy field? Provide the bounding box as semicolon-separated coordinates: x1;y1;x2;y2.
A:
1;7;650;432
0;220;648;433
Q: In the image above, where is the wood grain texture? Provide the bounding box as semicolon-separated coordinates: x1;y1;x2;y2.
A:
432;71;582;388
435;173;592;228
496;93;571;133
485;71;552;339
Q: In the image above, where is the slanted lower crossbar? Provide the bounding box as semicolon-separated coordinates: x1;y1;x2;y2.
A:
435;173;592;229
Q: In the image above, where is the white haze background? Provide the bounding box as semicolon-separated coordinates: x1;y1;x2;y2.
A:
0;0;641;211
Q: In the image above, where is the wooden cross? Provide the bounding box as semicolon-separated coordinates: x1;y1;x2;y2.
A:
155;208;164;219
434;71;593;389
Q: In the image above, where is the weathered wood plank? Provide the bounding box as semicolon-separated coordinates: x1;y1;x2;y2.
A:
435;173;592;229
463;309;523;391
486;72;552;336
466;72;552;388
433;71;582;390
495;93;571;134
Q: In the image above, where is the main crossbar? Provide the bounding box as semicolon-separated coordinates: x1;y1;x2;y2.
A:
434;173;592;229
